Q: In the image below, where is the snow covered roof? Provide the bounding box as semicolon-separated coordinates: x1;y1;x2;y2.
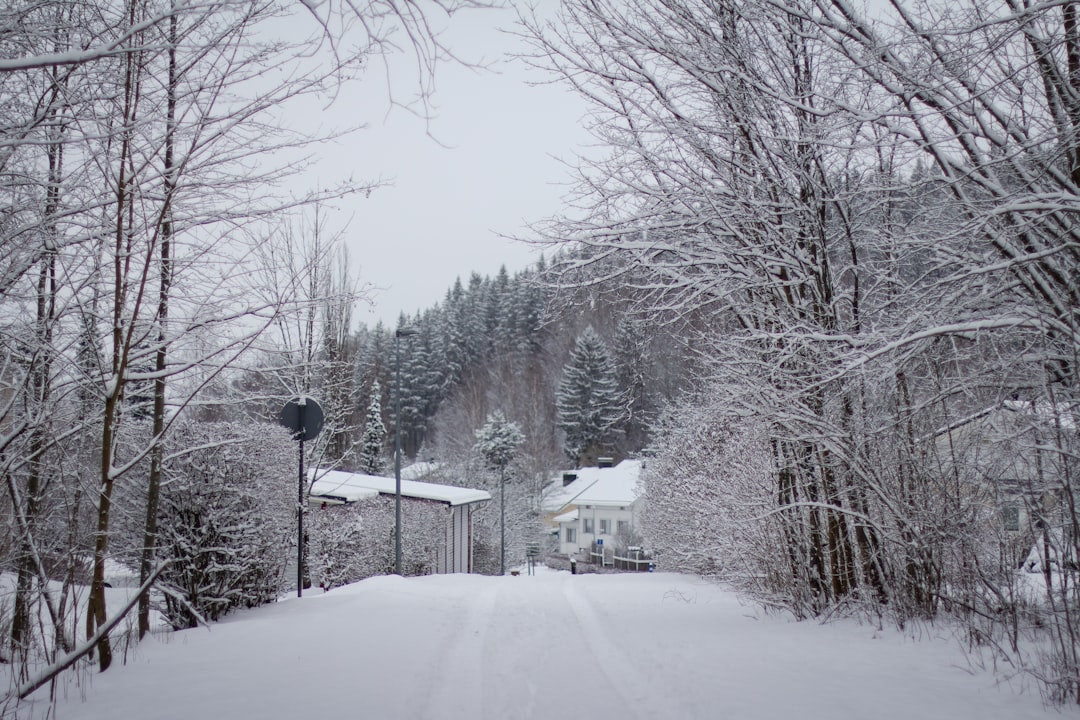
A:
310;469;491;507
310;485;379;504
552;509;579;524
543;460;643;513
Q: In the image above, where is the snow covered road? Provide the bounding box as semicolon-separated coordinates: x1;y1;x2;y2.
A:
32;569;1075;720
421;570;683;719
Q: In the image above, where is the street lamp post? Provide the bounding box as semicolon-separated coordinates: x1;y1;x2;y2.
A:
394;326;419;576
499;464;506;576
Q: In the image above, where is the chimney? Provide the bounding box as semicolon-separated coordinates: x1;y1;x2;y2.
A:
562;472;578;487
597;457;614;469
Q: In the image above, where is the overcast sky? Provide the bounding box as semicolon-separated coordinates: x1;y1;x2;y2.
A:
303;4;589;329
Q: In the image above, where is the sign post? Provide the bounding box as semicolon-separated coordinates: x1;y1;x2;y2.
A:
279;396;324;597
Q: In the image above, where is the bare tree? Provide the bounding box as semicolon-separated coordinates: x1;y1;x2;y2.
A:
526;0;885;612
1;0;494;687
528;0;1080;702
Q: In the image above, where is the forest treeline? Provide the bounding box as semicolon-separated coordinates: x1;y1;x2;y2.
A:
307;261;695;470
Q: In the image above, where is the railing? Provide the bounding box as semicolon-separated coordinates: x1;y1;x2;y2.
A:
588;546;654;572
612;554;653;572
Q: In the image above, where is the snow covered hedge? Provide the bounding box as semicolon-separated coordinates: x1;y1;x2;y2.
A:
153;421;294;629
642;390;780;585
307;494;448;589
307;497;387;589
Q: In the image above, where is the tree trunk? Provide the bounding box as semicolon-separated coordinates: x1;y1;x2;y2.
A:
138;5;177;640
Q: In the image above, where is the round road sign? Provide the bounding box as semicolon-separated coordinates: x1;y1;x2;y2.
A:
279;396;324;442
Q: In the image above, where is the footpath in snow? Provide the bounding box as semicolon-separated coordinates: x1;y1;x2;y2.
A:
27;568;1077;720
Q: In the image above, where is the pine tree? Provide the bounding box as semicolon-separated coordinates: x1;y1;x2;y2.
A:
358;381;387;475
474;410;525;472
440;281;467;391
556;326;622;465
487;265;512;347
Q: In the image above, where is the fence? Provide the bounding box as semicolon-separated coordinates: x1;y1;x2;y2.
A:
612;554;653;572
588;545;654;572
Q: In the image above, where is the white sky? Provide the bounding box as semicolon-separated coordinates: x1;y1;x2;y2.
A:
303;4;589;329
285;1;902;330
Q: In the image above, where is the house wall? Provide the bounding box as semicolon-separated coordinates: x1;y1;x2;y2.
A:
558;522;578;556
435;504;479;574
437;510;450;574
559;502;642;556
455;506;469;572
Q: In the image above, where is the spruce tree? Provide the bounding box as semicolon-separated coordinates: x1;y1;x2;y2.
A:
556;326;622;465
358;381;387;475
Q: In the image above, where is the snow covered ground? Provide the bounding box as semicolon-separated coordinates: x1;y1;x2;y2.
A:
20;568;1077;719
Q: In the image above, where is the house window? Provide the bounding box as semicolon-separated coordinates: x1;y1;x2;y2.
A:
582;518;594;534
1003;506;1020;532
617;520;630;536
565;527;576;543
599;519;611;535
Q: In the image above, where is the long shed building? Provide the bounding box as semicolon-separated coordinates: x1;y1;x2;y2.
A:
309;469;491;575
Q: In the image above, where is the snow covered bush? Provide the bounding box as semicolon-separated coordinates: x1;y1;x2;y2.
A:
307;497;390;589
154;421;294;629
642;390;777;584
307;494;449;589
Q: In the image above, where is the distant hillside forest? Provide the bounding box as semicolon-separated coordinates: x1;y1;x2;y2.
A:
253;256;703;482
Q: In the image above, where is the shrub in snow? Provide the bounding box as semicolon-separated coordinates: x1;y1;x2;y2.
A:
307;497;389;589
154;421;293;629
643;395;778;585
307;494;447;589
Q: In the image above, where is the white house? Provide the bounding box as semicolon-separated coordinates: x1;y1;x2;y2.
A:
309;469;491;574
544;459;645;561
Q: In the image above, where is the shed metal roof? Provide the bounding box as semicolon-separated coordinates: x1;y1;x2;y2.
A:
310;469;491;507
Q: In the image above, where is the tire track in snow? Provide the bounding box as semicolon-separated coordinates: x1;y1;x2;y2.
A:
421;573;690;719
422;581;498;719
475;577;607;720
561;577;694;720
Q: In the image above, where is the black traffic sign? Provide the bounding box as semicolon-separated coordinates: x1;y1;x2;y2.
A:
279;396;324;442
